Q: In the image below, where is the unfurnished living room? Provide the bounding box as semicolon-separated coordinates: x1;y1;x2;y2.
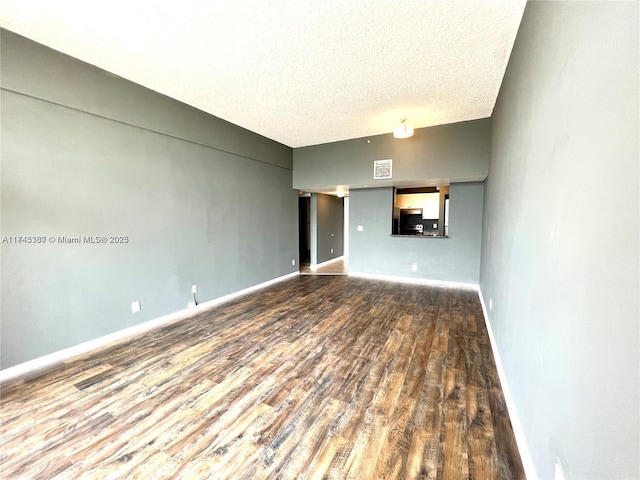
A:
0;1;638;479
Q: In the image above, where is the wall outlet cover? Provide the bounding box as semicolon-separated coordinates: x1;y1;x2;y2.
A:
411;263;418;272
292;259;296;266
131;300;141;313
191;284;197;293
357;225;364;231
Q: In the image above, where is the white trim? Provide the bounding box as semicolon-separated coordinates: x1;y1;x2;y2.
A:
478;287;538;480
310;255;345;271
348;271;478;290
0;271;299;382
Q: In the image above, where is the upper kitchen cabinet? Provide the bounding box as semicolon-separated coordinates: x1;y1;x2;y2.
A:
397;194;421;209
421;193;440;219
397;193;440;218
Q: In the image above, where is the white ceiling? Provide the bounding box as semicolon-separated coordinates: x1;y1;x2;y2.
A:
0;0;526;148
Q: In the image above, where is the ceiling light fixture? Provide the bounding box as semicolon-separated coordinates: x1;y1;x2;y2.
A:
393;118;414;139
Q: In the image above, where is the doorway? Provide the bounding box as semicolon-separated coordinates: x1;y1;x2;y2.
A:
298;196;311;266
298;193;349;275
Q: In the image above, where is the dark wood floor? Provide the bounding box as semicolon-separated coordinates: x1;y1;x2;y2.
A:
0;276;524;479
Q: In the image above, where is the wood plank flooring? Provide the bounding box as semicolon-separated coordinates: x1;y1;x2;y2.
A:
0;276;525;479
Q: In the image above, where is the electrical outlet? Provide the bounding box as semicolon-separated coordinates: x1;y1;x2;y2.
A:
331;248;334;253
433;223;437;228
131;300;141;313
411;263;418;272
191;284;197;294
292;259;296;266
357;225;364;231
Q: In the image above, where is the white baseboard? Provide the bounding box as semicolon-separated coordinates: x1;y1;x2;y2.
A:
349;271;478;290
0;271;299;383
477;287;538;480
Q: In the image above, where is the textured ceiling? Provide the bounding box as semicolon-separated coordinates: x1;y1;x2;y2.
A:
0;0;526;148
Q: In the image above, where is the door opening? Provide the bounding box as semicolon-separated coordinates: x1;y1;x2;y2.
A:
298;196;311;267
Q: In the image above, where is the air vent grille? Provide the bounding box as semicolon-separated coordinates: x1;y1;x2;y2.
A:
373;159;392;179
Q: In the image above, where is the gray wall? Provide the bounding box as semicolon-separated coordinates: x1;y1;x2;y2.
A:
293;119;490;191
350;183;483;283
480;3;639;479
1;30;298;369
315;193;344;264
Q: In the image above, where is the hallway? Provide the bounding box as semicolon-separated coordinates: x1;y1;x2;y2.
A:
300;257;349;276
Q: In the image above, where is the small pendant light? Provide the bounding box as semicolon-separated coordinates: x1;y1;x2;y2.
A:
393;118;414;138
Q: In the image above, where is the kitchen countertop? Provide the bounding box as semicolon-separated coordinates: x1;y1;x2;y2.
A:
390;234;448;238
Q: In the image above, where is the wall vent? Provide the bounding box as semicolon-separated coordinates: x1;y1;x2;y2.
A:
373;159;392;179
